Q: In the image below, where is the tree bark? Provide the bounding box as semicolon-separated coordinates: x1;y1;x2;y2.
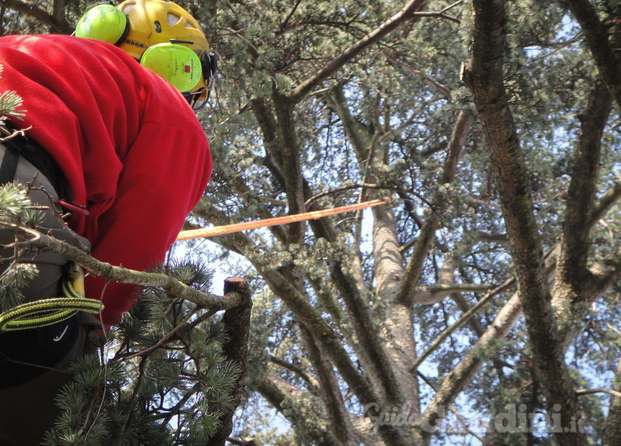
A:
464;1;585;443
565;0;621;110
208;278;253;446
552;82;613;343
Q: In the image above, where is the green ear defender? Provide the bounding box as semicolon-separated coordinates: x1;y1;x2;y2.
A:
75;4;128;45
140;43;203;92
75;4;210;95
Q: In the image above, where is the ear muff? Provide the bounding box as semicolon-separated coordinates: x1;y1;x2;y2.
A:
75;4;129;45
140;43;203;93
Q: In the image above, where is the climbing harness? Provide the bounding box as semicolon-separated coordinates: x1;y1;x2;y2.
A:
0;140;102;332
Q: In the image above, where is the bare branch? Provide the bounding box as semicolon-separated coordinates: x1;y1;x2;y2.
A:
289;0;429;103
576;388;621;399
566;0;621;110
411;278;515;373
269;355;320;393
411;0;465;25
278;0;303;32
305;183;393;207
426;282;495;296
273;93;306;243
0;125;32;142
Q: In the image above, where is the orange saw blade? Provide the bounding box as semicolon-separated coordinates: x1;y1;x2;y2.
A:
177;198;389;241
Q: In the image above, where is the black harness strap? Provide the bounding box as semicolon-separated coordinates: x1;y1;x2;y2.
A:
0;131;69;200
0;144;19;184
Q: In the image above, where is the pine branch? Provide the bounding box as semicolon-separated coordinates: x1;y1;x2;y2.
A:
3;221;244;310
417;185;621;435
272;93;305;243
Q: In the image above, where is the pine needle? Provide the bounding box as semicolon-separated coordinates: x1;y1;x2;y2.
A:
0;90;26;120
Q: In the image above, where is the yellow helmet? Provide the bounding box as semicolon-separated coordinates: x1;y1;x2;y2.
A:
76;0;216;106
117;0;208;59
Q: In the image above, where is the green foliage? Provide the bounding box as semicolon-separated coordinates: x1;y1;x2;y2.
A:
42;269;241;445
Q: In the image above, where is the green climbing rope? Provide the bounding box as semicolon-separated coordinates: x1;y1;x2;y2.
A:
0;271;104;332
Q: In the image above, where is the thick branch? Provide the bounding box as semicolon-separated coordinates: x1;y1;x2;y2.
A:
300;326;356;445
273;93;305;243
251;97;287;190
566;0;621;110
556;82;612;285
9;222;242;310
288;0;428;102
465;1;583;442
418;293;522;438
398;110;470;305
52;0;64;25
326;85;371;160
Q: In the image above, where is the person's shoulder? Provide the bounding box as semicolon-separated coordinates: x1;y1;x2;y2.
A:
0;34;124;61
142;76;204;129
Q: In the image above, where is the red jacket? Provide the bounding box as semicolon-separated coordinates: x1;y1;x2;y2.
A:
0;35;212;325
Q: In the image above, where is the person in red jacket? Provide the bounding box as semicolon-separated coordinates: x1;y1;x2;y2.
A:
0;1;216;444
